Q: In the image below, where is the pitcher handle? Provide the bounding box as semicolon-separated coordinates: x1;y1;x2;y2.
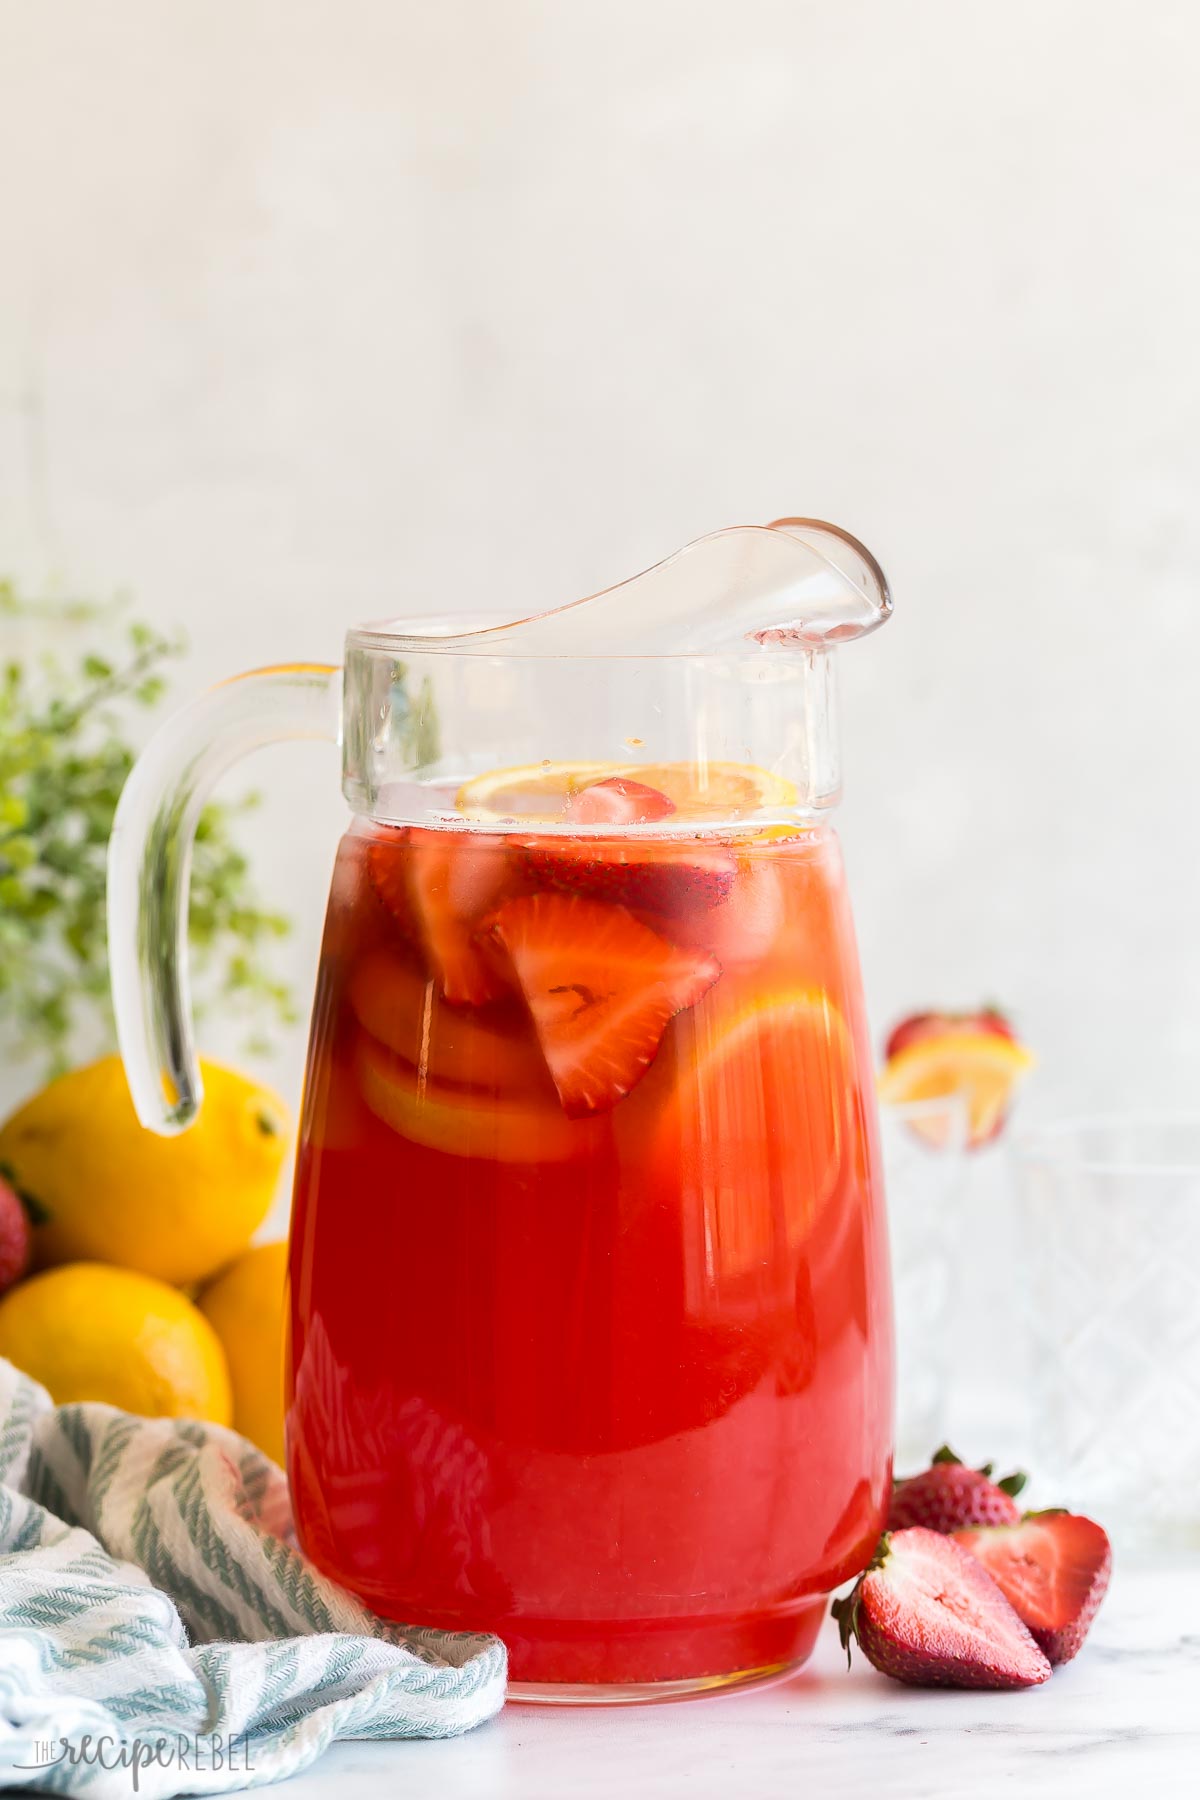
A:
107;663;342;1136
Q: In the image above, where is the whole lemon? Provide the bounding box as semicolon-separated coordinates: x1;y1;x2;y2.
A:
0;1262;232;1422
198;1240;288;1464
0;1055;290;1286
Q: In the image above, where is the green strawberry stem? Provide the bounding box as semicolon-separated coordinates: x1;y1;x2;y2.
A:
830;1534;891;1669
925;1443;1027;1497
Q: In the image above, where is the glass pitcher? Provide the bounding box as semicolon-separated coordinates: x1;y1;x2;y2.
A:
108;518;895;1702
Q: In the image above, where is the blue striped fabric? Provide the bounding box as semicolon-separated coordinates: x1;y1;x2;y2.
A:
0;1360;505;1796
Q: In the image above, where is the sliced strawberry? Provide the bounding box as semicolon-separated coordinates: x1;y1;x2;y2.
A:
368;827;510;1006
659;853;784;965
953;1513;1112;1666
832;1527;1051;1690
888;1445;1027;1533
488;894;721;1116
565;777;676;825
365;827;416;936
885;1006;1016;1062
524;835;735;915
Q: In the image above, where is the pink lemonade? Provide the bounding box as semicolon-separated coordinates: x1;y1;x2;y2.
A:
287;806;893;1692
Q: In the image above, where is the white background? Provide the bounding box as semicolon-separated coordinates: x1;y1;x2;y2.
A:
3;0;1200;1149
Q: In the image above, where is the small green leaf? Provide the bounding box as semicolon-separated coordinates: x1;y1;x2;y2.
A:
997;1470;1028;1499
0;580;295;1074
0;1161;52;1226
829;1587;860;1668
0;836;37;871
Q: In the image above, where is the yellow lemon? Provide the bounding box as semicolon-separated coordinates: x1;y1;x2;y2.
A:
197;1241;288;1464
662;988;854;1277
0;1054;290;1286
455;759;797;824
0;1262;232;1421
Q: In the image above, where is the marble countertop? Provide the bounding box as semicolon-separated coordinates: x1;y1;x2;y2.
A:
283;1560;1195;1800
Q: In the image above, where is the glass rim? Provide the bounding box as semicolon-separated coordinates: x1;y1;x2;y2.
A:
878;1093;970;1123
346;631;836;664
876;1090;971;1154
1013;1110;1200;1177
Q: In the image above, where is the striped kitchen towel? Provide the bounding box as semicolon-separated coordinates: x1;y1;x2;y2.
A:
0;1359;505;1797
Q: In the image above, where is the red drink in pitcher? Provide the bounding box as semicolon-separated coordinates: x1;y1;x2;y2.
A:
107;520;898;1700
287;764;893;1695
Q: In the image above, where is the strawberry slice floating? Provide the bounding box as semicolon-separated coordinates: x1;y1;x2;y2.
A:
365;828;415;932
832;1527;1052;1690
524;836;736;915
953;1513;1112;1666
488;893;721;1117
369;827;510;1006
564;776;677;825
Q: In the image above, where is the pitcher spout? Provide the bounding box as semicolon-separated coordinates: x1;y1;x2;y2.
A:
756;518;892;648
365;518;891;658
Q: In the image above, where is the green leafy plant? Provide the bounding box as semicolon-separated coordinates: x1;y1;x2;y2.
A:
0;579;295;1072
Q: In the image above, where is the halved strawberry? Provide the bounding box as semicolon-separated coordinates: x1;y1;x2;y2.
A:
565;776;676;825
524;835;735;915
888;1445;1027;1533
660;853;784;965
488;893;721;1116
832;1527;1052;1689
365;827;416;935
953;1513;1112;1666
369;827;510;1006
885;1006;1016;1062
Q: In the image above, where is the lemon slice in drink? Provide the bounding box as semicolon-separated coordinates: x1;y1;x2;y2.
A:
609;762;797;820
355;1033;594;1163
878;1031;1035;1148
663;987;855;1278
455;759;796;824
454;761;615;822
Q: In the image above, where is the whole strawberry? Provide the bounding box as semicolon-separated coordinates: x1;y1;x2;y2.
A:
888;1445;1027;1533
0;1173;32;1297
832;1527;1051;1689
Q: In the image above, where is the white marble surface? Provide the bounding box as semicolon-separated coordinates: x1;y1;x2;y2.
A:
283;1562;1196;1800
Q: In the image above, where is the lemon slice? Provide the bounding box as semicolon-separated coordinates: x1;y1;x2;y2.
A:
610;761;797;820
455;761;616;822
355;1033;591;1163
455;759;797;824
664;988;855;1281
347;950;550;1095
878;1031;1035;1148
